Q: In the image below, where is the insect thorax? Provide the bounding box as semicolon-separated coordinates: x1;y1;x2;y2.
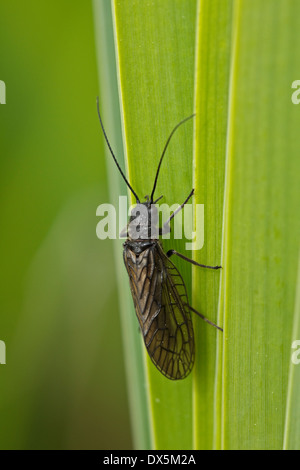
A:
123;239;156;256
127;202;159;240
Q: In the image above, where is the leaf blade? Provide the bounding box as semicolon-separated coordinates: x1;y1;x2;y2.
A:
221;0;300;449
193;0;234;450
112;0;198;450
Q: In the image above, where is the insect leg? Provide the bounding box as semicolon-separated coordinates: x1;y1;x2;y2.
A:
167;249;221;270
153;195;164;204
187;305;223;332
159;188;194;235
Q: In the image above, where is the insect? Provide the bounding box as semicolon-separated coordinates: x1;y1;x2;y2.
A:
97;97;222;380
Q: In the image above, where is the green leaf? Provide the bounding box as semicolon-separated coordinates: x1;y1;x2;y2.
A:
111;0;198;450
193;0;233;450
93;0;151;449
221;0;300;449
94;0;300;450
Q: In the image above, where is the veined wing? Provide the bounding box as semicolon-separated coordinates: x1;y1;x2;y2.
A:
123;241;194;380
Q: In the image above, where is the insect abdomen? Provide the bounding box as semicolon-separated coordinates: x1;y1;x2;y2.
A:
123;241;194;380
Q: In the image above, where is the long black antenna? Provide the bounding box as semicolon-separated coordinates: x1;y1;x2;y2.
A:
96;97;140;203
150;114;195;203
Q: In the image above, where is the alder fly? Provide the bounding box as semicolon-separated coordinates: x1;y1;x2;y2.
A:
97;97;222;380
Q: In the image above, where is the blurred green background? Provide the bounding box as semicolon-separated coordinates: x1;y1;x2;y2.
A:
0;0;132;449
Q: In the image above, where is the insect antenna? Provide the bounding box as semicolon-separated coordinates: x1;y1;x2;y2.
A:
150;114;195;203
96;97;140;203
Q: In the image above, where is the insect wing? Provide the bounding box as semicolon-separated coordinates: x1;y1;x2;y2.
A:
123;242;194;380
156;246;195;379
